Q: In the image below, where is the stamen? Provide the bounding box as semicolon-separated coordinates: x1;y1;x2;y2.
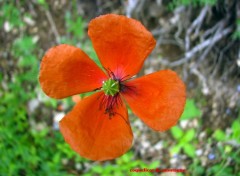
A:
119;74;130;81
98;68;135;122
105;68;117;80
119;83;136;94
98;93;122;118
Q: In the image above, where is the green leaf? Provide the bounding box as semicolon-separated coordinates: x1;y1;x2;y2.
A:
37;0;46;5
12;36;36;58
183;129;195;142
224;145;232;153
149;160;160;168
183;144;195;157
193;166;205;175
65;12;84;40
171;145;182;155
0;73;3;82
91;165;103;173
177;174;184;176
213;129;226;141
233;19;240;39
181;99;201;120
171;126;183;139
231;120;240;141
1;3;23;29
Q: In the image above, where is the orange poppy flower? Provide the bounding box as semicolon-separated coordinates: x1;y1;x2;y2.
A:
39;14;186;161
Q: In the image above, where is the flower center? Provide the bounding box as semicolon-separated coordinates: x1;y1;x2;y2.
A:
102;79;119;96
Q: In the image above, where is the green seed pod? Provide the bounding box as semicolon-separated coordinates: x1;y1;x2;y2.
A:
102;79;119;96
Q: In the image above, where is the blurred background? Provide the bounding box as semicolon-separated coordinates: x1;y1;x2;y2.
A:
0;0;240;175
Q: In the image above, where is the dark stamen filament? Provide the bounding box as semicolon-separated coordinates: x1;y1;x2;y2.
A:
98;93;122;117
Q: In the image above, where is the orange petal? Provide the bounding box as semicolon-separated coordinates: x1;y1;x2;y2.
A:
88;14;156;79
39;44;107;99
122;70;186;131
59;92;133;161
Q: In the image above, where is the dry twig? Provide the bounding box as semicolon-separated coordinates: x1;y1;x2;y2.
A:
45;10;60;43
169;26;233;67
185;6;210;51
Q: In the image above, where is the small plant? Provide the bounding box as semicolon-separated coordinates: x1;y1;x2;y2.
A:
170;99;201;157
0;3;23;30
171;127;196;157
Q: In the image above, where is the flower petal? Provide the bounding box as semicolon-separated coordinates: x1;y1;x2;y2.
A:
59;92;133;161
39;44;107;99
88;14;156;79
122;70;186;131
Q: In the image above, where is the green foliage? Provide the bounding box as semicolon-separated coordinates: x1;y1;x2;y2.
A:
65;12;85;41
171;127;196;157
86;152;160;175
181;99;202;120
213;129;226;141
170;99;202;157
231;119;240;142
37;0;47;6
0;83;76;175
190;160;205;175
168;0;217;10
0;2;84;175
171;126;184;139
206;117;240;176
213;117;240;143
170;99;201;157
233;19;240;39
206;144;240;176
0;3;23;29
